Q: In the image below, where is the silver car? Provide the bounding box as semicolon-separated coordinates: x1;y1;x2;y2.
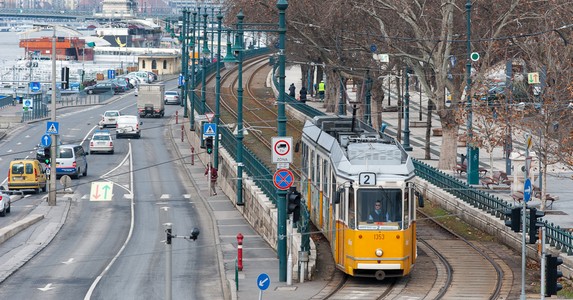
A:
0;186;11;217
99;110;121;128
89;130;114;154
164;91;180;105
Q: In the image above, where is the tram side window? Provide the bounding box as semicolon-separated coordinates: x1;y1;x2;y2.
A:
302;144;308;176
309;149;315;182
322;160;328;196
314;152;319;185
348;187;355;229
403;189;410;229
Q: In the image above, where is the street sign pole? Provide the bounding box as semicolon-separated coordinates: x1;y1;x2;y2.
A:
521;133;532;300
49;27;57;207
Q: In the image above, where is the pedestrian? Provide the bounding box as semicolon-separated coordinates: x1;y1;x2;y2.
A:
289;83;296;98
318;80;325;101
204;163;218;195
299;86;307;103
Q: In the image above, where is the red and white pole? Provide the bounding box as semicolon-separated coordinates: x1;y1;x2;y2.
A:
237;233;244;271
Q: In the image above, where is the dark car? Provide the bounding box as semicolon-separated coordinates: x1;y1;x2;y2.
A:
84;82;123;95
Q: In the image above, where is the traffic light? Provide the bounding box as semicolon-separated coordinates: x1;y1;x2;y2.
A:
545;254;563;296
504;207;521;232
61;67;70;90
43;147;51;164
205;137;213;154
528;207;545;244
286;187;301;223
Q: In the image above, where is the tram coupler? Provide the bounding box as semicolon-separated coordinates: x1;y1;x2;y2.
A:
237;233;244;271
175;111;178;124
191;146;195;165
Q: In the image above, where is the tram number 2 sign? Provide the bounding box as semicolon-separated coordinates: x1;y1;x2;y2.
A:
359;172;376;186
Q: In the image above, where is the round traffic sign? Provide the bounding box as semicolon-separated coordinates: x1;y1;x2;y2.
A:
274;140;290;156
24;99;32;107
370;44;377;53
273;169;294;190
257;273;270;291
470;52;480;62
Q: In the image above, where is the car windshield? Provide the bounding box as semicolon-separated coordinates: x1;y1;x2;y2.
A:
166;92;178;95
105;112;119;117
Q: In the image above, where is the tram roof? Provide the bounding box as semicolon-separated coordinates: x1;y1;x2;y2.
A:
303;116;415;179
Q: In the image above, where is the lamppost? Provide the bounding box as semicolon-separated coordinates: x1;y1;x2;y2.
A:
214;11;222;169
403;66;412;151
364;71;372;126
465;0;479;184
234;11;245;207
200;10;209;115
179;10;189;117
48;26;57;206
276;0;288;282
189;10;197;131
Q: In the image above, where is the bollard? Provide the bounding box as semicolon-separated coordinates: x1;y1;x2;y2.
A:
237;233;244;271
181;125;184;142
175;110;178;124
191;146;195;165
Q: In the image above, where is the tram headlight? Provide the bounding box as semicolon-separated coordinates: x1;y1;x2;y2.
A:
375;248;383;257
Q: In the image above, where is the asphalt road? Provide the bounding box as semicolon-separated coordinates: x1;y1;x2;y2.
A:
0;82;223;299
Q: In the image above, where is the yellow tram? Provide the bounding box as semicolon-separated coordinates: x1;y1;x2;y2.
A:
300;116;418;280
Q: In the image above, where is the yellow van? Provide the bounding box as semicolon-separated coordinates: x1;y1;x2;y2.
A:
7;159;47;193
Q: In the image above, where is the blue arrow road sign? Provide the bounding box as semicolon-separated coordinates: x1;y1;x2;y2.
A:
257;273;270;291
40;134;52;148
523;178;532;202
46;121;59;135
203;123;217;137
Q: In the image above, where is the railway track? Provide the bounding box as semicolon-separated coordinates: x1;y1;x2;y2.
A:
199;56;525;299
203;56;305;179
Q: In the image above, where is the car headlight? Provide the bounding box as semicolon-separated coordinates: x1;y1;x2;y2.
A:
375;249;383;257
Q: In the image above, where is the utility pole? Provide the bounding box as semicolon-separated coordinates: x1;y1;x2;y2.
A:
48;26;57;206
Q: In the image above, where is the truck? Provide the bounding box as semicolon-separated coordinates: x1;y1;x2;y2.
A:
137;83;165;118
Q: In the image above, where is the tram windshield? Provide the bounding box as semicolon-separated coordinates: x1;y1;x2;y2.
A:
355;188;403;230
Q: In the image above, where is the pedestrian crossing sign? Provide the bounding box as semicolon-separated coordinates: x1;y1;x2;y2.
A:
46;121;59;135
203;123;217;137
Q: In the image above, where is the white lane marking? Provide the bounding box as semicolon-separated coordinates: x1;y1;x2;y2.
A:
183;194;190;199
38;283;54;291
160;194;170;199
62;258;75;265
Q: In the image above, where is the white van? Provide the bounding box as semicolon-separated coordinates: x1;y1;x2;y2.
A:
56;144;89;179
116;115;142;139
129;71;151;84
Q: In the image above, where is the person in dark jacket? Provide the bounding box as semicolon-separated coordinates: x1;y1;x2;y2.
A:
288;83;296;97
299;86;307;103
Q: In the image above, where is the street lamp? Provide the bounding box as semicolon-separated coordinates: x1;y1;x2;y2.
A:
189;10;198;131
214;11;223;169
49;26;57;206
403;66;412;151
200;10;209;115
465;0;479;185
235;10;245;207
276;0;288;282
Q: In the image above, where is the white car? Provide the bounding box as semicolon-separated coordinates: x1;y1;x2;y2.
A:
99;110;121;128
164;91;180;105
0;186;12;217
116;115;142;139
89;130;114;154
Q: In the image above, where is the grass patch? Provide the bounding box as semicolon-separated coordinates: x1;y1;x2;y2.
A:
420;201;495;241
